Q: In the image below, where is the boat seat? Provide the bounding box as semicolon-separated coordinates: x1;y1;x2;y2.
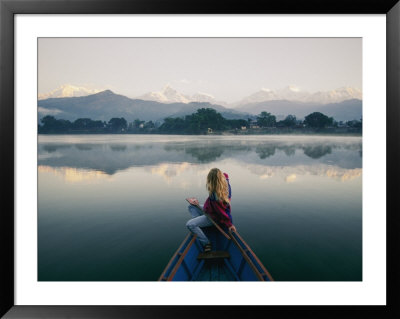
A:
197;250;230;260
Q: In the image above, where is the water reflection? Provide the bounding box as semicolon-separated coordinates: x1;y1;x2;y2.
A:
38;166;111;183
302;145;332;159
283;146;296;157
182;146;225;162
43;144;71;153
150;162;191;183
38;135;362;177
110;145;127;152
246;163;362;182
255;145;276;159
75;144;93;151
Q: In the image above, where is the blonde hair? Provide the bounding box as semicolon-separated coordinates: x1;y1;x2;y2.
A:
206;168;230;204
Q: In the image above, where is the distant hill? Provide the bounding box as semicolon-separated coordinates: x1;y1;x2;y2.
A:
236;99;362;122
38;90;250;122
317;99;362;122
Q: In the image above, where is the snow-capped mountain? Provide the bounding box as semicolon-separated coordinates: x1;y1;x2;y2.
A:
38;84;101;100
235;86;362;106
137;85;191;104
136;85;227;105
236;86;308;106
191;92;216;103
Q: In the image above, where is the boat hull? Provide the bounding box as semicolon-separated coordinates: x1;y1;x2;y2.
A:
159;227;273;281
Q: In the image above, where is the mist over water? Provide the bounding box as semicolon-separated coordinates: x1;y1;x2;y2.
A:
38;135;362;281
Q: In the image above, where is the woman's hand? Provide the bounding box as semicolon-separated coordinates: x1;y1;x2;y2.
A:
187;197;199;206
229;225;237;233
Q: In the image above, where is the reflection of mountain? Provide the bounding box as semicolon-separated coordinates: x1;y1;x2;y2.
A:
150;162;191;183
246;163;362;182
38;165;111;183
38;136;362;175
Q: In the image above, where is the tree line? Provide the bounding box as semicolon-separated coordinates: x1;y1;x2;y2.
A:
38;116;150;134
38;108;362;134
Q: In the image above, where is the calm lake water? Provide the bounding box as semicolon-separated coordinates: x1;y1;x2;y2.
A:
38;134;362;281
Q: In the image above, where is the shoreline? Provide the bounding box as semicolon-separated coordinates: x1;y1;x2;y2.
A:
37;129;362;137
38;133;362;137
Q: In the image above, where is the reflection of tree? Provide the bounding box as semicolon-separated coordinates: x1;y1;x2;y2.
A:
42;144;72;153
132;144;152;150
184;146;224;162
110;145;127;152
164;143;254;163
255;145;276;159
75;144;93;151
342;144;362;152
282;146;296;157
43;145;57;153
302;145;332;159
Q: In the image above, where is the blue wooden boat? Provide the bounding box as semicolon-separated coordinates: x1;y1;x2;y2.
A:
159;226;273;281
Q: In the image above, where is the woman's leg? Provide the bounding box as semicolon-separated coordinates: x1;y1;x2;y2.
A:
186;215;213;246
187;204;203;218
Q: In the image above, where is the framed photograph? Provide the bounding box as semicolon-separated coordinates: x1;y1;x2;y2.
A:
1;0;399;318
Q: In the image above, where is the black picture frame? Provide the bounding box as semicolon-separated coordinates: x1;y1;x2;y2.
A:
1;0;399;318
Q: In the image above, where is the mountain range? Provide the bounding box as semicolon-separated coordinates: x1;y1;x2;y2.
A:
136;85;228;106
38;86;362;123
39;84;362;106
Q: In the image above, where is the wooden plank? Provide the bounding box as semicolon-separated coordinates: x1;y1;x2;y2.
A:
197;250;230;260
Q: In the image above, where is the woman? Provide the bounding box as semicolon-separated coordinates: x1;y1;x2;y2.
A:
186;168;236;252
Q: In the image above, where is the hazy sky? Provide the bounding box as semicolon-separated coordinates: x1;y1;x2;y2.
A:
38;38;362;103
